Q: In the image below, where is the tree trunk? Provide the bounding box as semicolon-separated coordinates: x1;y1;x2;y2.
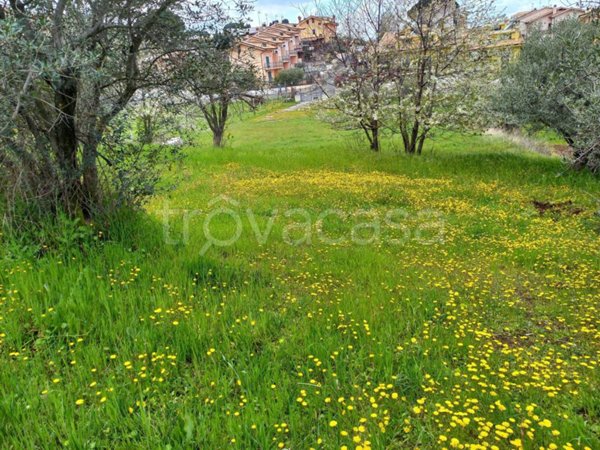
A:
202;97;229;148
53;75;81;216
417;134;426;155
212;129;224;147
403;135;416;154
79;82;105;220
82;139;101;219
409;120;420;154
400;126;412;154
370;125;380;152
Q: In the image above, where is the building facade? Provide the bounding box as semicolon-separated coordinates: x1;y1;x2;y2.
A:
296;16;337;42
231;22;303;83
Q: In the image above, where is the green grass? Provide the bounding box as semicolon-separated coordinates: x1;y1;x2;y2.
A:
1;103;599;449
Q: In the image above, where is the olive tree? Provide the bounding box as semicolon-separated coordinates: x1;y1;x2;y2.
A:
0;0;248;221
172;31;260;148
275;68;305;87
494;19;600;173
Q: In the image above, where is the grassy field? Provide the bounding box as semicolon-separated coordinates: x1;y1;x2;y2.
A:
1;102;599;449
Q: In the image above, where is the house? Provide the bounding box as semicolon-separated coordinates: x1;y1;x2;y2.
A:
296;16;337;42
506;6;585;37
231;22;303;83
472;6;585;66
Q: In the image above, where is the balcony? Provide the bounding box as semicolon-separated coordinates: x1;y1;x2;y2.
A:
264;61;284;70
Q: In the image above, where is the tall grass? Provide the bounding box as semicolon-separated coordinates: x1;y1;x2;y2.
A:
0;102;598;449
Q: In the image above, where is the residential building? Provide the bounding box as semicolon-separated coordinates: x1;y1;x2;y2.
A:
231;22;303;83
296;16;337;42
506;6;585;37
473;6;588;66
472;24;524;69
379;1;523;72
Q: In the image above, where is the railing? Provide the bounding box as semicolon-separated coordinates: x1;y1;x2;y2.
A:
264;61;284;69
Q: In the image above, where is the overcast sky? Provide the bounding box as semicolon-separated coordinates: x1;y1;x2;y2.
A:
250;0;556;25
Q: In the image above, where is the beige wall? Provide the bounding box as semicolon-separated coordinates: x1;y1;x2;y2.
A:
232;45;276;82
234;24;304;84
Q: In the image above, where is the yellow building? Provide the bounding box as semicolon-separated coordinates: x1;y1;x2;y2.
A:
473;25;523;68
296;16;337;42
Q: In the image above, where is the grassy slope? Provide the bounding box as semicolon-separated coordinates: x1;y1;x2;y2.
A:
1;103;599;449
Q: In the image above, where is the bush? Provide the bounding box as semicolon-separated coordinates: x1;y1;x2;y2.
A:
274;68;305;87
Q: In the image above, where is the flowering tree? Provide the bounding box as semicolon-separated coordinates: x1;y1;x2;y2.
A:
383;0;494;154
318;0;494;153
319;0;393;151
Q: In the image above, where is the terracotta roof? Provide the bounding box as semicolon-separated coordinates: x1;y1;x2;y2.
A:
248;36;285;45
298;15;337;25
272;23;302;31
552;7;584;18
518;8;554;23
256;30;292;39
511;7;584;24
238;41;276;50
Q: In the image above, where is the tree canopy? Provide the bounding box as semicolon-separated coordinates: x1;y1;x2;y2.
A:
494;19;600;173
0;0;250;221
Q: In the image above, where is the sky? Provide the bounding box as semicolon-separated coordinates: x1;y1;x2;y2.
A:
250;0;556;25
